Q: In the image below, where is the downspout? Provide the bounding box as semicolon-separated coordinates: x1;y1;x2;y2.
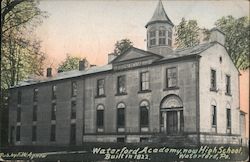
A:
196;55;201;146
82;78;85;145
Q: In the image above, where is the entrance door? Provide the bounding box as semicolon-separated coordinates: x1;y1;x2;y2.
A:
167;111;178;134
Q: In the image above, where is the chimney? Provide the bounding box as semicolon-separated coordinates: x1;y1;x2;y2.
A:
79;60;85;71
209;28;225;45
46;67;52;77
108;53;116;63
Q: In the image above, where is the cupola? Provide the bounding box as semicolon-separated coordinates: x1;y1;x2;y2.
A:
145;0;174;56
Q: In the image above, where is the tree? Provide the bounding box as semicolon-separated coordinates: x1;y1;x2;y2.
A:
57;55;89;72
1;0;47;146
215;16;249;70
175;18;200;48
113;39;133;56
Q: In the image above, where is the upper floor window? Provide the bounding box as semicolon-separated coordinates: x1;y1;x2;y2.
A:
50;124;56;142
159;29;166;45
72;81;77;97
97;79;105;96
211;105;217;127
166;67;177;88
117;103;125;132
210;69;217;91
96;105;104;132
140;72;149;91
17;90;22;104
226;75;231;95
117;75;126;94
226;108;231;128
71;101;76;119
149;30;156;46
168;30;172;46
17;107;21;122
140;101;149;131
33;88;38;102
52;85;57;99
51;103;56;120
33;105;37;121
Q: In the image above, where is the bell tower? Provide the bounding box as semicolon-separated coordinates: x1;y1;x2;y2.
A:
145;0;174;56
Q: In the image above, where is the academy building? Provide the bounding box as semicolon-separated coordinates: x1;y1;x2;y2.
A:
8;1;246;146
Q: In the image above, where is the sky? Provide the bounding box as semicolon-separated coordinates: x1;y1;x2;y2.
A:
35;0;250;67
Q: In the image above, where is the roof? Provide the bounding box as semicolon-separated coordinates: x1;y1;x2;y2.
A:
145;0;174;28
157;42;215;61
12;64;113;88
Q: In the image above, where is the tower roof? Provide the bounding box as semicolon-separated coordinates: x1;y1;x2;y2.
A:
145;0;174;28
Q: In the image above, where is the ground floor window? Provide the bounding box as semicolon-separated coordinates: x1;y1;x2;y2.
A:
96;105;104;133
117;103;126;132
16;125;20;142
50;124;56;141
70;123;76;145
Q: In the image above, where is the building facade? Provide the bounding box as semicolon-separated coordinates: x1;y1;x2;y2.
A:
8;1;245;146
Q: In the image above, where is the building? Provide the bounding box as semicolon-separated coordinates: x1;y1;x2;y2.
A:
8;0;245;146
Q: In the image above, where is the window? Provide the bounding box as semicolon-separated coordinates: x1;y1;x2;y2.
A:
166;67;177;88
96;105;104;132
168;30;172;46
51;103;56;120
117;103;125;132
117;75;126;94
18;90;22;104
140;72;149;91
211;105;217;127
70;123;76;145
72;81;77;97
97;79;105;96
33;105;37;121
159;29;166;45
117;137;125;143
71;101;76;119
52;85;57;99
16;125;20;141
33;88;38;102
226;75;231;94
210;69;217;90
226;108;231;128
149;30;156;46
32;125;37;141
50;124;56;141
140;101;149;131
17;107;21;122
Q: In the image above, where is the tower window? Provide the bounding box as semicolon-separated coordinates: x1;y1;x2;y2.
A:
149;30;156;46
159;30;166;45
168;31;172;46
